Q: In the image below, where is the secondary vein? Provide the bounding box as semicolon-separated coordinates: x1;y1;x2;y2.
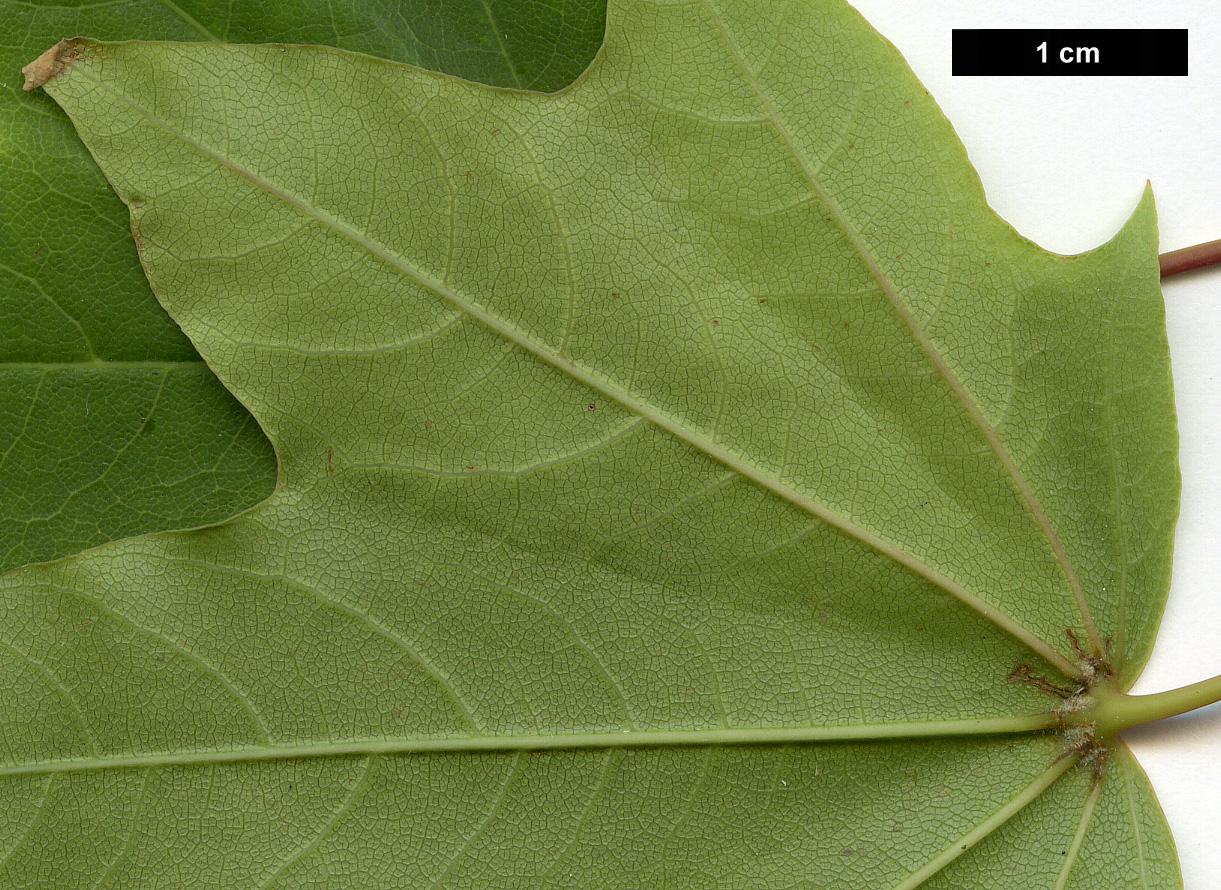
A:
1053;777;1102;890
887;751;1080;890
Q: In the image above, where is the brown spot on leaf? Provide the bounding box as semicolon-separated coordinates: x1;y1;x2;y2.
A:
22;39;81;91
1008;663;1078;699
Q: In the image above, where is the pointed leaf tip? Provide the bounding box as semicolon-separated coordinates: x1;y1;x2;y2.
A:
22;39;81;91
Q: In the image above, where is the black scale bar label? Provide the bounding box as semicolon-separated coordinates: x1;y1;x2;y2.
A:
953;29;1187;75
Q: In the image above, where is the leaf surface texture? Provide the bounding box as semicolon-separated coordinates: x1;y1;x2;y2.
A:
0;0;605;572
1;0;1184;886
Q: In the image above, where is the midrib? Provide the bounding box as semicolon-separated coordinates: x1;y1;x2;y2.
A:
0;714;1057;777
70;49;1077;678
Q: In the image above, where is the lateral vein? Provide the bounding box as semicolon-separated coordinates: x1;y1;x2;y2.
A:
1053;777;1102;890
887;752;1080;890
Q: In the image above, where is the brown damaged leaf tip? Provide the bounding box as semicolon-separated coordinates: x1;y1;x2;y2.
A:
22;39;81;91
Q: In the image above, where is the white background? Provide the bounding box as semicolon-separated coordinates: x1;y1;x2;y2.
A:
844;1;1221;886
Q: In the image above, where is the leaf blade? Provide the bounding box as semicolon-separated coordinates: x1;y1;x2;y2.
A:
3;0;1183;885
47;11;1175;672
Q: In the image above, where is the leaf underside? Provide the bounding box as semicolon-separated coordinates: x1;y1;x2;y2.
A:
2;0;1182;886
0;0;606;574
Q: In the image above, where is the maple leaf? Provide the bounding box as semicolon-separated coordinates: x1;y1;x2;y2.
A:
6;1;1221;887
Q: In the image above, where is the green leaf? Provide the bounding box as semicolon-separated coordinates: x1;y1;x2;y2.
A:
0;0;605;574
3;0;1192;886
